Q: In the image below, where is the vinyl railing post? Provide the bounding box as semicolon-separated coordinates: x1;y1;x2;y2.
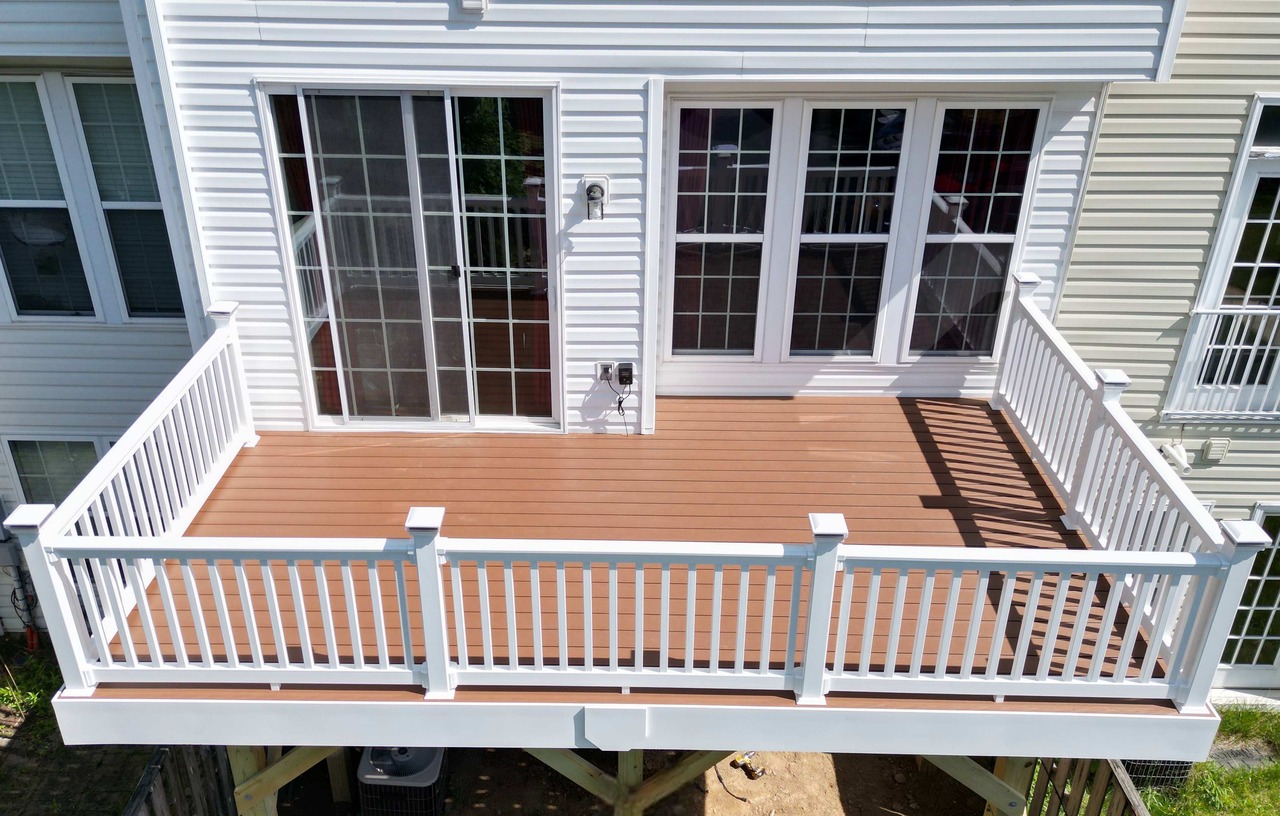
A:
1175;520;1271;712
1060;368;1130;533
989;271;1041;412
407;507;454;699
796;513;848;705
3;505;96;695
206;301;258;448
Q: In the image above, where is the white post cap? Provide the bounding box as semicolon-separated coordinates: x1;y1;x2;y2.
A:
1221;519;1272;549
3;504;55;531
809;513;849;539
406;507;446;532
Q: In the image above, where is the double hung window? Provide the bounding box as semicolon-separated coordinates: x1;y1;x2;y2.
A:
6;438;102;504
0;76;182;321
665;98;1042;365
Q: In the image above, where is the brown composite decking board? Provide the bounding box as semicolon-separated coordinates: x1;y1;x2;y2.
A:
117;560;1154;681
98;397;1164;702
187;396;1086;548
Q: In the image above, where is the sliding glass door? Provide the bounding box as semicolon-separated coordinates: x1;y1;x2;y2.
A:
272;90;552;423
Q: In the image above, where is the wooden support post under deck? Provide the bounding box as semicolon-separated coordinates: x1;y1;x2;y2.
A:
525;748;733;815
326;748;353;804
227;747;274;816
983;757;1034;816
230;745;340;815
615;750;645;816
924;755;1027;816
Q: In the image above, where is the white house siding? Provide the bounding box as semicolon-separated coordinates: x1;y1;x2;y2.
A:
0;2;194;634
0;1;127;60
1056;0;1280;520
144;0;1180;432
0;328;191;632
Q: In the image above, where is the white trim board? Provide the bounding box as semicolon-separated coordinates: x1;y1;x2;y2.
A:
54;692;1221;761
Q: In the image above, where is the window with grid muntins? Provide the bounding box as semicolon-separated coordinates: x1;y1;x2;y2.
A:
8;439;99;504
790;108;905;355
73;82;182;317
671;107;773;354
274;90;552;422
1223;514;1280;668
0;81;94;316
911;107;1039;356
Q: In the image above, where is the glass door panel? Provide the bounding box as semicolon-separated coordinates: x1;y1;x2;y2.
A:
453;96;552;418
276;91;553;423
305;93;430;418
413;95;471;419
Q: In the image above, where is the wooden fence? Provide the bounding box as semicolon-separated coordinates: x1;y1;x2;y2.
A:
1026;758;1152;816
121;746;237;816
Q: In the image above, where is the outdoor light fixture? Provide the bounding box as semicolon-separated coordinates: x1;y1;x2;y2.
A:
584;176;608;221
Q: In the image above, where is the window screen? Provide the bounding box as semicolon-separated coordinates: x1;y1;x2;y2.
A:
74;83;182;317
0;82;94;316
9;439;99;504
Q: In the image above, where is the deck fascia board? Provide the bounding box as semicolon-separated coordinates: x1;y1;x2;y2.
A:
52;689;1219;761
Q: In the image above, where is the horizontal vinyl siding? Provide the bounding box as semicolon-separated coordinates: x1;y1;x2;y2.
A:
0;1;128;59
0;324;190;488
158;0;1177;80
154;2;1130;430
0;324;190;633
1057;0;1280;519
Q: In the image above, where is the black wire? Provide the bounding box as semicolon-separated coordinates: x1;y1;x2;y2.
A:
606;378;634;435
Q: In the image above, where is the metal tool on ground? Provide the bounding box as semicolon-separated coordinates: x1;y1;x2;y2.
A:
730;753;766;780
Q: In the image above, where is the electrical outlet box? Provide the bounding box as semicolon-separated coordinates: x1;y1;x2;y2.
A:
616;363;635;386
595;361;616;382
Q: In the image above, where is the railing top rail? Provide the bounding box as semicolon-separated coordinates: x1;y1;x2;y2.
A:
439;537;813;562
1099;402;1224;549
49;535;412;561
1010;288;1098;389
41;326;236;539
837;543;1219;572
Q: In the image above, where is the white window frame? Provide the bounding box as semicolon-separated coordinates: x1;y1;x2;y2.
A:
778;99;917;365
0;434;111;505
1166;93;1280;420
1213;500;1280;685
897;99;1049;364
258;80;566;433
660;94;1050;371
63;75;186;326
0;74;112;324
662;98;784;364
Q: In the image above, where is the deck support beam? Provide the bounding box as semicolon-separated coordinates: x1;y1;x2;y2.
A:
983;757;1034;816
525;748;733;815
924;755;1028;816
229;745;340;815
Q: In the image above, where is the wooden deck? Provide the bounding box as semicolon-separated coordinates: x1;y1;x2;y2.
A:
188;396;1086;549
92;397;1169;703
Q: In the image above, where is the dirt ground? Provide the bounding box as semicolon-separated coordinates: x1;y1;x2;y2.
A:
439;748;987;816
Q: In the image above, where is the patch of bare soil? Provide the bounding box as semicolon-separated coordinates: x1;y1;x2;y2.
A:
442;749;986;815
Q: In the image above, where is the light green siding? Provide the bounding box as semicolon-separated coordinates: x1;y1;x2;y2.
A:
1058;0;1280;519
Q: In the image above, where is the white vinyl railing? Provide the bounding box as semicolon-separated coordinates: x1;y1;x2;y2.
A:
6;508;1267;712
2;289;1272;712
1165;307;1280;420
994;273;1223;556
437;538;811;692
2;302;257;693
50;302;257;543
826;546;1215;699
